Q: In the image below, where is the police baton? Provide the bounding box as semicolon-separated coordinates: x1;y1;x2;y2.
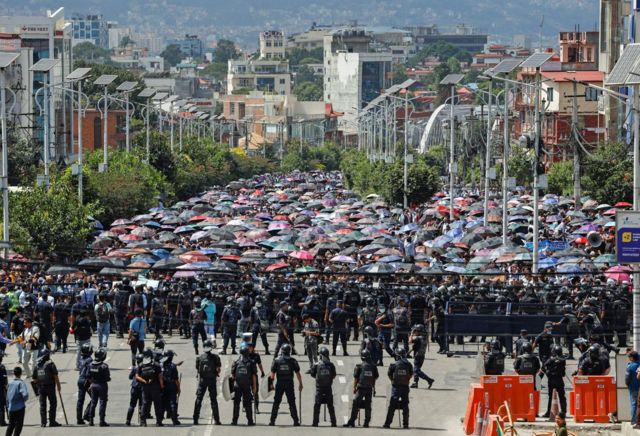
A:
57;386;69;425
298;391;302;424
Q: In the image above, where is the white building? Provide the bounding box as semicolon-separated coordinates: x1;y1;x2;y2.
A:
259;30;286;60
227;58;291;95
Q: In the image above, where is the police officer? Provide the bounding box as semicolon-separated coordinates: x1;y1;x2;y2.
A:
362;325;383;366
242;334;266;414
310;346;336;427
409;324;435;388
359;298;379;336
578;345;610;375
329;300;349;356
52;295;70;353
231;344;257;426
553;306;579;359
87;348;110;427
383;346;413;429
149;292;166;340
302;311;320;371
250;298;270;354
126;353;143;426
113;281;130;339
193;339;221;425
269;343;303;426
514;342;541;379
135;348;164;427
190;297;208;355
221;298;240;355
343;349;378;428
484;339;506;376
533;322;555;369
161;350;181;425
76;343;93;424
274;301;292;358
0;351;7;426
542;345;567;418
31;348;61;427
392;297;411;351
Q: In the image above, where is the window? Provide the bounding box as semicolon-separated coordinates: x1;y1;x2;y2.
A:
230;103;235;115
279;78;286;84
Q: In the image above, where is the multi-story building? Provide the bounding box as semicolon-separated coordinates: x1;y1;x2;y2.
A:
227;31;292;96
288;24;332;50
70;13;108;48
130;31;164;55
0;8;72;159
406;24;488;54
72;108;127;152
259;30;286;60
323;29;393;134
107;23;131;50
169;34;203;59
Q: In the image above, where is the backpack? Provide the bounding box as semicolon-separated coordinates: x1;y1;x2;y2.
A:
316;362;333;387
565;314;580;334
393;360;411;386
276;358;293;379
139;364;156;382
358;363;375;388
79;357;93;380
36;362;54;385
96;303;109;323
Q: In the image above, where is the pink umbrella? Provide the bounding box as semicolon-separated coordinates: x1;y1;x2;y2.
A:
289;250;314;260
330;255;356;264
605;265;632;283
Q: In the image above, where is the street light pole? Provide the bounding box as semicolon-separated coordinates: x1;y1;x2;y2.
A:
170;100;175;152
77;79;84;203
403;90;409;208
483;78;493;226
449;84;456;222
125;92;131;153
103;85;109;169
0;70;10;253
43;74;51;184
146;98;151;162
532;66;542;275
502;80;510;245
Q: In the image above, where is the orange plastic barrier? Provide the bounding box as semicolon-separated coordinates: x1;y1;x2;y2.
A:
463;383;485;434
480;375;539;422
481;414;503;436
570;375;616;423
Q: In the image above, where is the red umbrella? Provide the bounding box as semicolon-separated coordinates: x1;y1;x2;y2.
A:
179;251;210;263
605;265;632;283
189;215;208;222
574;237;587;245
615;201;632;208
289;250;314;260
603;209;617;216
265;262;290;272
220;255;241;262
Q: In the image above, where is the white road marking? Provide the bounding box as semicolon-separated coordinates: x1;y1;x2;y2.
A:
204;424;214;436
338;376;346;384
341;394;349;403
337;360;344;367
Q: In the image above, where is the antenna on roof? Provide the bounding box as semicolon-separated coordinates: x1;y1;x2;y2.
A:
538;15;544;51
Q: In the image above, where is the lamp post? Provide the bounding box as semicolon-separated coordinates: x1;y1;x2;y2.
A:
30;59;59;187
66;67;92;204
0;53;19;256
94;75;117;172
137;88;156;164
440;74;465;221
115;81;138;153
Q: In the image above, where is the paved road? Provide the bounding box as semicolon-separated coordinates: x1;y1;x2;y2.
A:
5;333;513;436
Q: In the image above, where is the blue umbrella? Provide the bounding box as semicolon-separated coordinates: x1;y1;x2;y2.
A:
151;249;171;259
399;223;419;233
143;221;162;228
538;257;559;270
556;263;584;274
378;255;403;263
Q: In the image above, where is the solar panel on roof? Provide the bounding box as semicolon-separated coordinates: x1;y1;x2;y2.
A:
138;88;156;98
66;67;91;80
520;52;554;69
492;59;522;74
116;81;137;92
30;59;59;72
152;92;168;101
606;44;640;86
0;52;19;69
94;74;118;86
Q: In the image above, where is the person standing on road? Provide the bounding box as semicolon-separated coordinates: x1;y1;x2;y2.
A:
6;366;28;436
202;293;217;339
274;301;291;358
76;343;93;425
113;281;130;339
361;326;383;367
189;297;207;355
343;349;378;428
310;346;337;427
15;317;39;377
125;353;144;426
221;298;240;355
231;344;257;426
269;343;302;426
128;309;147;367
534;322;555;373
250;298;270;355
302;311;320;371
161;350;181;425
484;339;506;376
52;295;70;353
31;348;61;428
87;348;110;427
193;339;221;425
383;346;413;429
94;293;112;349
329;300;349;356
514;342;541;378
135;348;164;427
72;312;92;371
626;351;640;426
542;345;567;418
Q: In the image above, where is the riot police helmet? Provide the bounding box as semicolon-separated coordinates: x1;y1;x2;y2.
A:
395;346;407;358
280;343;292;357
490;339;501;352
360;349;371;362
154;338;166;350
318;346;330;361
363;326;375;338
80;343;94;358
37;348;51;363
551;345;563;357
521;341;533;354
94;348;107;363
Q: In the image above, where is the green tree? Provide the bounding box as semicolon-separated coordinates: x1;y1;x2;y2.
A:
293;81;323;101
7;135;38;186
73;42;111;63
215;39;238;63
132;131;177;182
161;44;183;67
392;63;408;85
581;141;632;203
295;65;319;85
7;184;98;257
507;145;534;186
200;62;228;81
547;160;574;196
72;62;143;104
447;57;462;74
119;35;134;48
288;47;324;67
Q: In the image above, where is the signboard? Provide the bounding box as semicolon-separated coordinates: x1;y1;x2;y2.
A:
525;240;568;252
616;210;640;263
